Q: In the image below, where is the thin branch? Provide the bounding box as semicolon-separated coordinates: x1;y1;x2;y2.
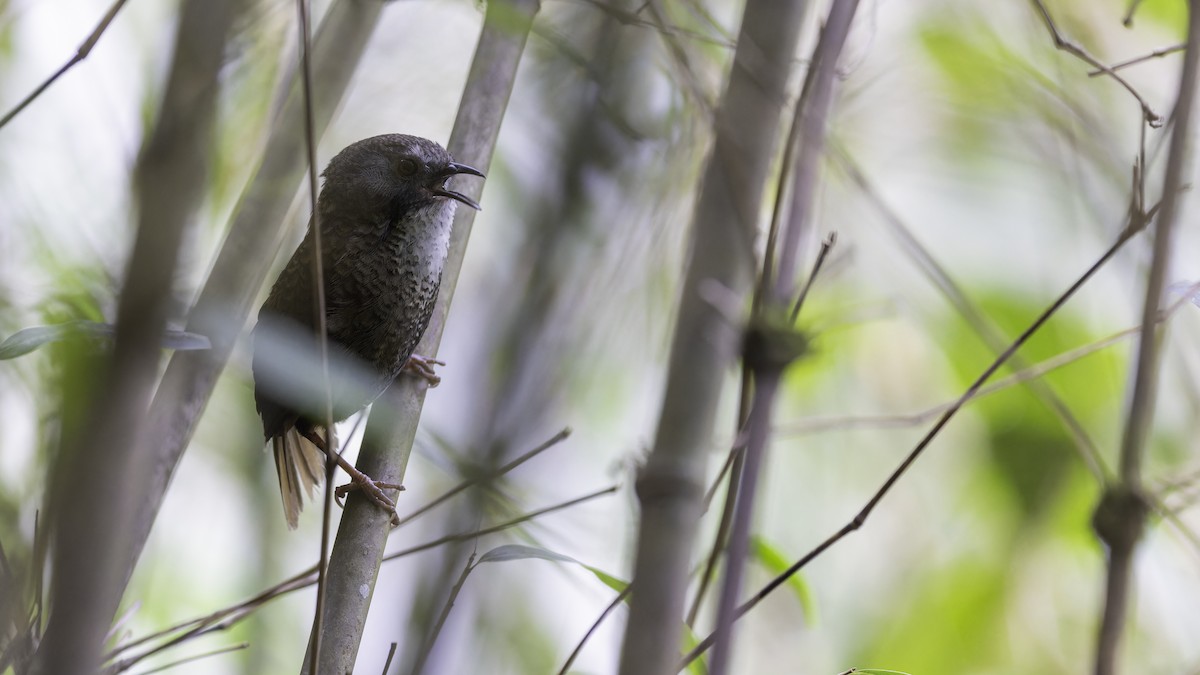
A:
393;427;572;528
293;0;335;671
126;642;248;675
0;0;130;130
383;486;619;563
107;486;615;670
556;585;633;675
381;643;398;675
569;0;734;48
790;232;837;321
833;146;1109;481
1095;3;1200;673
1088;44;1186;77
680;216;1152;671
411;553;476;675
1030;0;1163;126
777;291;1198;436
1123;0;1146;27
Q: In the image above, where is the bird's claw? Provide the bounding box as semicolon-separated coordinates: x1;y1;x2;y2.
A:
335;477;404;525
404;354;445;387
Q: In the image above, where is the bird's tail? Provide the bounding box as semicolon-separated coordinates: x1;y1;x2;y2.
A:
272;427;327;529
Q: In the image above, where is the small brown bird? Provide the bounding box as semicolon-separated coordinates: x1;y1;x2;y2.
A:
252;134;483;528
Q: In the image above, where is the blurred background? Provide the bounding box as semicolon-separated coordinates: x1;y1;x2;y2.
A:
2;0;1199;673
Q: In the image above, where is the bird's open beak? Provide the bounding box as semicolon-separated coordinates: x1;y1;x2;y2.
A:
433;162;485;211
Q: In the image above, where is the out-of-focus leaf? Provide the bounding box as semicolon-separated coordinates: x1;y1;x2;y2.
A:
751;535;817;625
583;565;628;594
477;544;578;565
476;544;630;592
681;626;707;675
1168;281;1200;308
0;321;210;360
1136;0;1187;37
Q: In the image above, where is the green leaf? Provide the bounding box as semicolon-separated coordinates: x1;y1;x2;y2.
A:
751;536;817;624
848;670;913;675
0;321;210;360
583;565;628;594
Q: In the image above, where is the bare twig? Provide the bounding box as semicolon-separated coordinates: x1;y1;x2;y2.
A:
411;553;477;675
292;0;336;670
1094;4;1200;673
0;0;130;130
571;0;734;48
1030;0;1162;126
833;146;1108;481
125;642;248;675
790;232;837;321
1088;44;1186;77
381;643;398;675
680;216;1153;670
393;427;572;528
382;486;619;562
556;585;633;675
106;486;614;670
776;297;1195;437
1123;0;1146;27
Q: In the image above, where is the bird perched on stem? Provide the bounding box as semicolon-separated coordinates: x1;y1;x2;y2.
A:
252;134;483;528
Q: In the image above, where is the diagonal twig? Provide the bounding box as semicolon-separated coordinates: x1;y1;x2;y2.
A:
1088;44;1186;77
0;0;131;130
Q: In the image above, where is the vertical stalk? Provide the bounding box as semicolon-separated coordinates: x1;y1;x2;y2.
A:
1093;2;1200;673
298;1;539;671
33;1;243;671
615;0;808;673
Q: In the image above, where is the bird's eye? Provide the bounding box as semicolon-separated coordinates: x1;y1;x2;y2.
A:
395;157;419;176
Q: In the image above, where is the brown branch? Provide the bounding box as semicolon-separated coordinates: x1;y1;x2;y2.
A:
833;146;1109;481
1030;0;1163;126
393;427;572;529
105;486;614;671
1087;44;1186;77
0;0;130;130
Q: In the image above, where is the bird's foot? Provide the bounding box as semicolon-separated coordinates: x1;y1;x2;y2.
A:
334;477;405;525
403;354;445;387
300;428;402;525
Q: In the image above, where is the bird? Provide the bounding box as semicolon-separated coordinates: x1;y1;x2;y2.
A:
251;133;484;528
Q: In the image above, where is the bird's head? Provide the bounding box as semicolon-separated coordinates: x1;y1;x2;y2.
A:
319;134;485;218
